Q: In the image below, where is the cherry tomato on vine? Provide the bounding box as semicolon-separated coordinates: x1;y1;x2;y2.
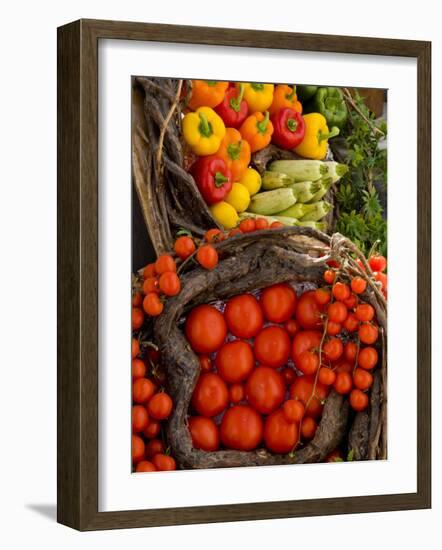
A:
349;389;369;411
245;366;285;414
155;255;176;274
143;277;160;295
281;367;296;386
368;254;387;273
327;301;348;324
283;399;305;423
284;318;299;337
289;375;329;418
143;420;160;439
133;378;155;403
143;293;164;316
143;263;156;279
198;354;212;372
220;405;263;451
332;282;350;301
136;460;157;472
189;416;220;451
152;454;176;471
318;367;337;386
326;321;342;336
344;341;358;362
148;392;173;420
224;294;263;339
239;218;256;233
204;228;225;243
196;244;219;270
358;323;379;344
132;405;149;432
260;283;297;323
132;338;140;359
323;269;336;284
254;326;291;368
255;217;269;230
174;235;196;259
343;312;359;332
358;347;378;370
343;293;358;309
301;417;317;440
192;373;229;417
351;276;367;295
132;307;144;330
145;439;165;459
185;304;227;353
297;351;320;375
132;358;146;380
333;371;353;394
323;338;344;361
229;383;245;404
215;340;255;383
315;287;331;306
132;434;145;464
132;292;143;307
264;409;298;454
159;272;181;296
374;271;388;292
353;368;374;390
355;303;375;322
270;221;284;229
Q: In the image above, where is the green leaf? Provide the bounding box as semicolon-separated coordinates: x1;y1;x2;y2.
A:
347;449;355;461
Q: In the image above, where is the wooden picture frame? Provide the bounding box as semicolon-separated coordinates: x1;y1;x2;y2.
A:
57;18;431;531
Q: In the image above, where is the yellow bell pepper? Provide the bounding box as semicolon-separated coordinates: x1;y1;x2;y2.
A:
182;107;226;156
237;82;274;113
239;168;261;196
210;201;239;229
294;113;340;160
225;182;251;213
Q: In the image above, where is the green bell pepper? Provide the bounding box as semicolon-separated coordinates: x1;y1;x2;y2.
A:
306;87;348;130
296;85;318;102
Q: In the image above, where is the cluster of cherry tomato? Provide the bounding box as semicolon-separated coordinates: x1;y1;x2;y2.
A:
131;342;177;472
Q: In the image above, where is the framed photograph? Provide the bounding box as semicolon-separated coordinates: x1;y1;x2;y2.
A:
57;19;431;531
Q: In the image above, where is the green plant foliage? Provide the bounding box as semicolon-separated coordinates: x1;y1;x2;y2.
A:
336;92;387;257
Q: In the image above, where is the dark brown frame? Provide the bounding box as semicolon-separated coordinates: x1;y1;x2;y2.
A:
57;18;431;531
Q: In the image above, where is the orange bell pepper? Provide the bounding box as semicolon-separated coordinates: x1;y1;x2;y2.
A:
239;111;274;153
269;84;302;116
188;80;229;110
211;128;251;181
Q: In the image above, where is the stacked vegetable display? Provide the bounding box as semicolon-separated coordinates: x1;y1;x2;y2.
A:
181;80;347;230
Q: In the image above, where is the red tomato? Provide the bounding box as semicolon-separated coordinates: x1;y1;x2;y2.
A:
333;371;353;394
224;294;263;339
374;271;388;292
353;368;374;390
215;340;255;383
185;304;227;353
196;244;219;270
255;217;269;230
132;434;145;464
132;292;143;307
145;439;165;459
289;376;329;418
245;366;285;414
325;449;344;462
189;416;220;451
132;307;144;330
295;290;324;329
143;293;164;317
270;221;284;229
343;293;358;309
239;218;256;233
301;417;317;440
220;405;263;451
136;460;157;472
155;255;176;274
254;326;291;368
132;405;149;432
358;347;378;370
323;270;336;284
132;338;140;359
328;301;348;323
152;454;176;471
368;254;387;273
260;283;297;323
326;321;342;335
315;288;331;306
297;350;320;375
199;354;212;372
323;338;344;361
282;367;297;385
229;383;245;403
192;373;229;417
284;319;299;337
204;229;225;243
147;393;173;420
349;389;369;411
143;263;156;279
143;276;160;295
283;399;305;423
159;272;181;296
264;409;298;453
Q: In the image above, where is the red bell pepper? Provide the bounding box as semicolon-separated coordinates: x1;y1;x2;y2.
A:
190;157;232;205
214;84;248;128
270;108;305;150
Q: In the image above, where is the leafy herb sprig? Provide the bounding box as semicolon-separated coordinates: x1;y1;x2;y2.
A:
335;91;387;257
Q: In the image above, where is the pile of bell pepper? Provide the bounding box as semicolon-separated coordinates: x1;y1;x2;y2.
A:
182;80;347;229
